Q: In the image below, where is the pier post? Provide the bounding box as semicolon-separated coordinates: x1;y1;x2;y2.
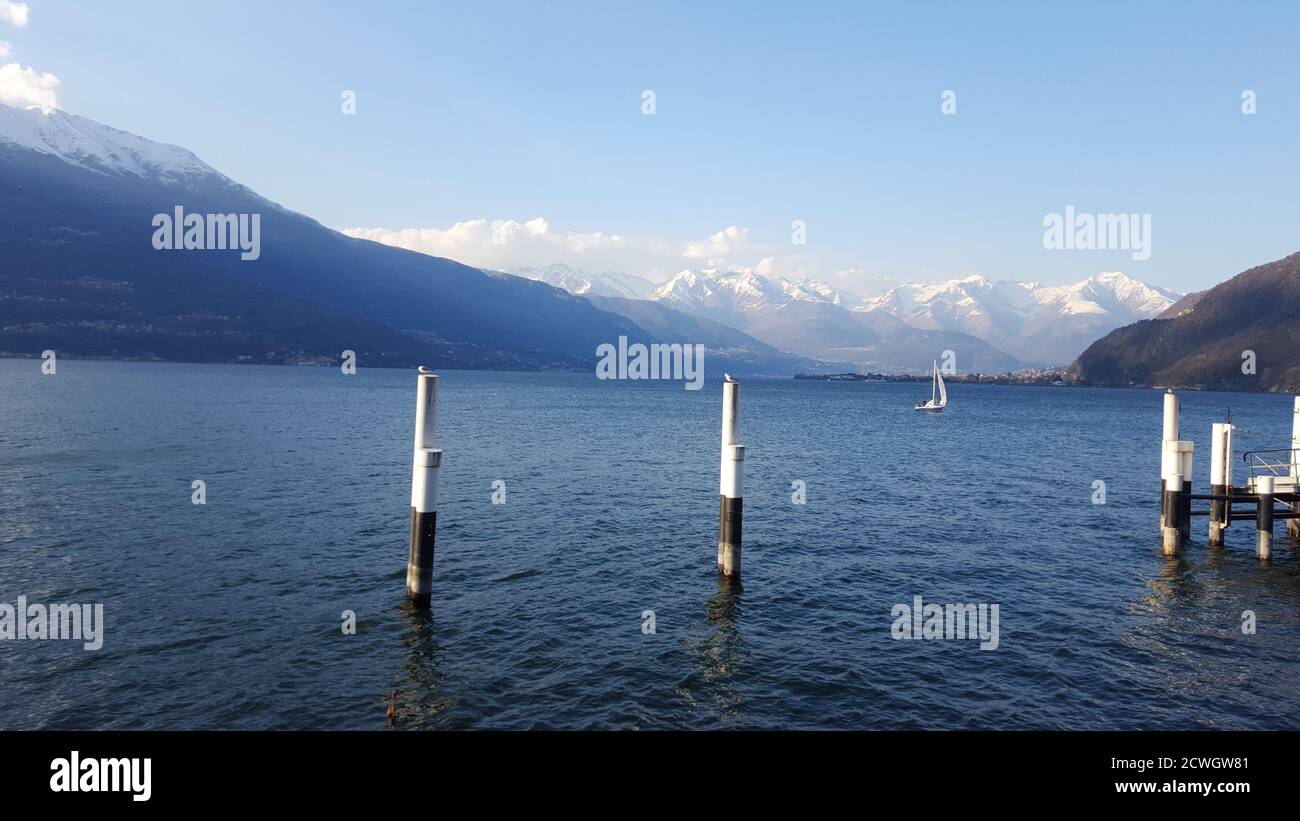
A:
1180;444;1193;545
1256;475;1274;560
1161;469;1183;556
1161;439;1191;540
1208;422;1230;547
1160;390;1179;530
407;368;441;606
1162;388;1179;440
1290;398;1300;540
718;378;744;579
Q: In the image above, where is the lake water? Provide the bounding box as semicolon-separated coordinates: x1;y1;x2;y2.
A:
2;359;1298;729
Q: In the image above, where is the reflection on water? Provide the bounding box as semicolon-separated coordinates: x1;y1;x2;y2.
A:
1144;538;1300;613
391;601;453;730
683;576;747;723
1141;553;1193;607
1122;533;1300;724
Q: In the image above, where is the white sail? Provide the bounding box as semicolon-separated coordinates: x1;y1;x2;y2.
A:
914;359;948;411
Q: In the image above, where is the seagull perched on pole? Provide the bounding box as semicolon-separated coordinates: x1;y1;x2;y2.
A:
724;373;736;382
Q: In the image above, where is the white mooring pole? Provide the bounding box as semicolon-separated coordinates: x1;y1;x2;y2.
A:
407;368;441;606
1208;422;1231;547
718;378;744;579
1160;389;1179;533
1162;389;1180;442
1256;474;1274;561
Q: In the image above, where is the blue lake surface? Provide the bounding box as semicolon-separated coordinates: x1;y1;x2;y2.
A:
1;359;1298;729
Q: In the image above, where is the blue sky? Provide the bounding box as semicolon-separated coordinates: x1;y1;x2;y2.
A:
6;0;1300;293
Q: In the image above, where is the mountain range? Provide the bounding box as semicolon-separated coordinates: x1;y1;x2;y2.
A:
0;101;1187;379
639;268;1022;373
533;266;1179;373
856;272;1179;366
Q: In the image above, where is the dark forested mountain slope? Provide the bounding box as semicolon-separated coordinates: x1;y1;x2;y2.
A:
1073;252;1300;391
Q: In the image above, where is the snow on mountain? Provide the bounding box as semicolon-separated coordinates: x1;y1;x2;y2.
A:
513;263;655;300
519;262;1178;367
777;276;869;308
1032;270;1180;318
858;275;1032;339
635;267;1006;372
863;271;1177;326
646;268;789;326
0;102;219;183
639;266;1180;366
645;267;869;324
860;271;1180;364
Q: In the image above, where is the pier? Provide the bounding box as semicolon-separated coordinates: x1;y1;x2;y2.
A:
1161;391;1300;560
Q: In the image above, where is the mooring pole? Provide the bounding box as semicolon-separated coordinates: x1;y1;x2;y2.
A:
1160;389;1179;532
1162;389;1180;440
1162;469;1183;556
407;368;441;606
1290;397;1300;540
1180;444;1193;545
718;378;744;579
1256;475;1274;560
1162;438;1190;541
1208;422;1230;547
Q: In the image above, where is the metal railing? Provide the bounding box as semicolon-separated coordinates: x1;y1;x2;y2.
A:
1242;448;1300;479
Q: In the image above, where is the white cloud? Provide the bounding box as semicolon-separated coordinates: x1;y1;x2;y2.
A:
0;4;58;112
0;61;59;112
683;225;751;266
343;218;894;291
344;217;680;277
0;2;28;27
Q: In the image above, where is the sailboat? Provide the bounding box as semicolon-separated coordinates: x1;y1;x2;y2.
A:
914;360;947;411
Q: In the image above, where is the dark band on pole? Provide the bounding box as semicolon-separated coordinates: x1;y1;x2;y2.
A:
407;509;437;604
1257;475;1274;560
719;494;742;549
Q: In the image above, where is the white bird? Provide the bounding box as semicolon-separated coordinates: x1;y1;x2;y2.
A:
724;373;736;382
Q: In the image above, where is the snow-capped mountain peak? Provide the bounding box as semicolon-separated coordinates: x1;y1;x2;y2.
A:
776;276;864;307
1032;271;1180;317
648;267;797;315
857;270;1180;364
954;273;992;288
507;258;1180;367
512;262;654;299
0;102;219;183
644;266;1179;366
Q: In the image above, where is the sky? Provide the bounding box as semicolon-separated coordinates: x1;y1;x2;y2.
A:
2;0;1298;295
